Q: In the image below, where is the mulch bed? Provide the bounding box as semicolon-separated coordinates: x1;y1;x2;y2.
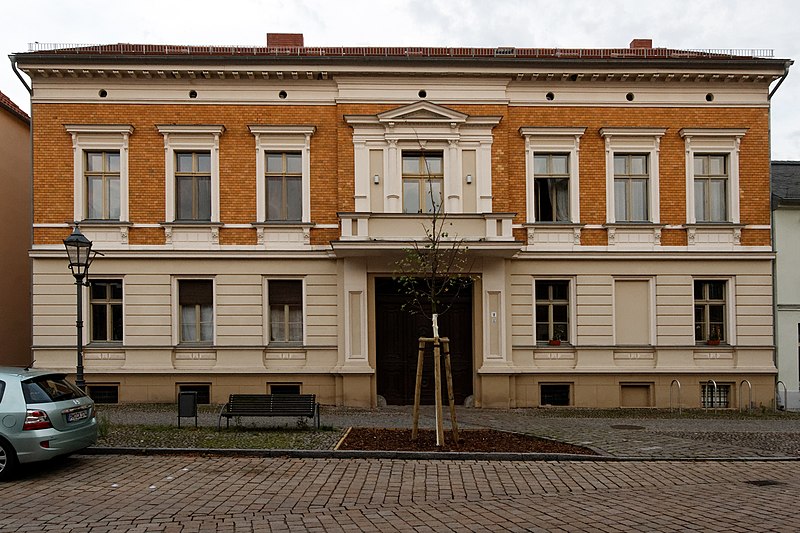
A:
337;427;597;454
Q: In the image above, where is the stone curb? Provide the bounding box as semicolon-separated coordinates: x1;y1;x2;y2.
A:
85;446;800;462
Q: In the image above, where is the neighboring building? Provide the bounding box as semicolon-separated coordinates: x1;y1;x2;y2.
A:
12;36;791;408
772;161;800;410
0;90;31;366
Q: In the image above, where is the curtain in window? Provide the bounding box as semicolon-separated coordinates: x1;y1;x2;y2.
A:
181;305;197;342
551;179;569;222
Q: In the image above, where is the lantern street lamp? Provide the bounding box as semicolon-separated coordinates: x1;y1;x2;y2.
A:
63;224;98;390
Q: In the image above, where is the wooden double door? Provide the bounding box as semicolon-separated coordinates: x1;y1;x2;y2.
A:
375;278;474;405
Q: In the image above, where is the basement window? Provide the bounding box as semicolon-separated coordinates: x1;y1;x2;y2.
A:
540;383;571;406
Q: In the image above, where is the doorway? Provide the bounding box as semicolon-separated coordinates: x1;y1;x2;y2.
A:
375;277;473;405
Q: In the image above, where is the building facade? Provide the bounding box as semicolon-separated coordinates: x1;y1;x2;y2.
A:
0;90;32;366
772;161;800;410
13;36;791;408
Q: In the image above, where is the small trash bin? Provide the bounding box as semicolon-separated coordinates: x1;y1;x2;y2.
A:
178;391;198;428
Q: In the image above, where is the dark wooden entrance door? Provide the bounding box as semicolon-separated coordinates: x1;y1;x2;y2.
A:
375;277;473;405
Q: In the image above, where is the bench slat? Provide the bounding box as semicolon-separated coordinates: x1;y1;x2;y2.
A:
218;394;320;429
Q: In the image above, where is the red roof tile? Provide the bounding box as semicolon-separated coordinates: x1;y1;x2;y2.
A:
21;43;775;61
0;90;30;123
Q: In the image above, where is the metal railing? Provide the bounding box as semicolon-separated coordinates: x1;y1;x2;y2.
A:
775;380;788;412
739;379;752;414
669;379;682;414
704;379;719;413
25;42;775;59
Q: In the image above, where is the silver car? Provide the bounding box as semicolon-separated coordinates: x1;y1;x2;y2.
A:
0;367;97;480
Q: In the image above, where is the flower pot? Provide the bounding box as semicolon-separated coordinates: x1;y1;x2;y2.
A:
548;339;561;346
707;339;720;345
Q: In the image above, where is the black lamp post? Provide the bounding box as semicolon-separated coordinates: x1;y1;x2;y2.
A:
63;224;96;391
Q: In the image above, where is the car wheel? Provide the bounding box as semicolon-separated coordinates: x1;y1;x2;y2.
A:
0;439;18;481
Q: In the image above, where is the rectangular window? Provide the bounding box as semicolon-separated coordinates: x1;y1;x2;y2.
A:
540;384;571;406
87;385;119;404
694;280;726;343
85;151;121;220
90;280;123;342
269;280;303;343
179;280;213;343
535;280;569;343
266;152;302;221
613;154;649;222
402;152;443;214
694;154;728;222
269;383;301;395
701;383;731;408
533;154;570;222
175;151;211;221
178;384;211;404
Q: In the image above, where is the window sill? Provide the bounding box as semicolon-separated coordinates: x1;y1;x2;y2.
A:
176;343;215;348
87;341;124;348
686;222;743;229
523;222;582;227
266;343;305;349
603;222;663;228
252;221;313;228
161;221;222;227
79;220;133;227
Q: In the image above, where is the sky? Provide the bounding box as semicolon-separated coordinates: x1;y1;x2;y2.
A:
2;0;798;159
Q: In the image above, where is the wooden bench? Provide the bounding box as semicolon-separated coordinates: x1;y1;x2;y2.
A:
217;394;320;429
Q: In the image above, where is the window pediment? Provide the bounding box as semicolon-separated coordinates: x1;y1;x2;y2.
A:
376;101;468;125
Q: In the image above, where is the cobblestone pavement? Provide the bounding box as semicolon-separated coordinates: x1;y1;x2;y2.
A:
102;404;800;459
1;454;798;532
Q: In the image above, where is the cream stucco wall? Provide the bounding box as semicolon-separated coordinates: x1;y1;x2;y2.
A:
0;105;31;365
31;251;777;408
774;207;800;409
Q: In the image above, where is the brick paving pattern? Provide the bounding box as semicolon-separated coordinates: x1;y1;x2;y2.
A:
1;455;798;531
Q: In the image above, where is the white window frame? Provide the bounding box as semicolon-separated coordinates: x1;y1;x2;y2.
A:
521;128;585;224
692;276;737;346
680;128;747;224
87;278;125;344
249;126;315;224
171;277;216;346
399;147;446;214
600;128;665;224
65;124;133;223
157;125;224;223
263;277;307;346
345;102;501;214
532;277;577;345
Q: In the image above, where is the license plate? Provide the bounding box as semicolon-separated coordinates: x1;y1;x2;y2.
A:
67;409;89;422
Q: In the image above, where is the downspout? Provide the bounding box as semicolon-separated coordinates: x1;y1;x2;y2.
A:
9;54;32;95
768;61;791;101
9;53;34;365
768;60;792;384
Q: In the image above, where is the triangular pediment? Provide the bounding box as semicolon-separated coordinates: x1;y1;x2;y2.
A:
377;102;468;124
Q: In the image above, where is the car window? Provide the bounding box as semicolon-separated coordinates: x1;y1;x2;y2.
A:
22;376;86;403
0;380;5;403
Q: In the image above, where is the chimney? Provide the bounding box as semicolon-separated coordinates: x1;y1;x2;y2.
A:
629;39;653;49
267;33;304;48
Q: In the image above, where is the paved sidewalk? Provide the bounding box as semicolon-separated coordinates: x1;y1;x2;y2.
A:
3;407;798;531
100;404;800;459
1;454;798;532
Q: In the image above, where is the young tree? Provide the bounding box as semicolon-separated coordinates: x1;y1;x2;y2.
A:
393;150;473;446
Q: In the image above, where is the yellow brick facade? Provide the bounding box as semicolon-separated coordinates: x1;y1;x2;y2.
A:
20;43;786;408
33;104;771;246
